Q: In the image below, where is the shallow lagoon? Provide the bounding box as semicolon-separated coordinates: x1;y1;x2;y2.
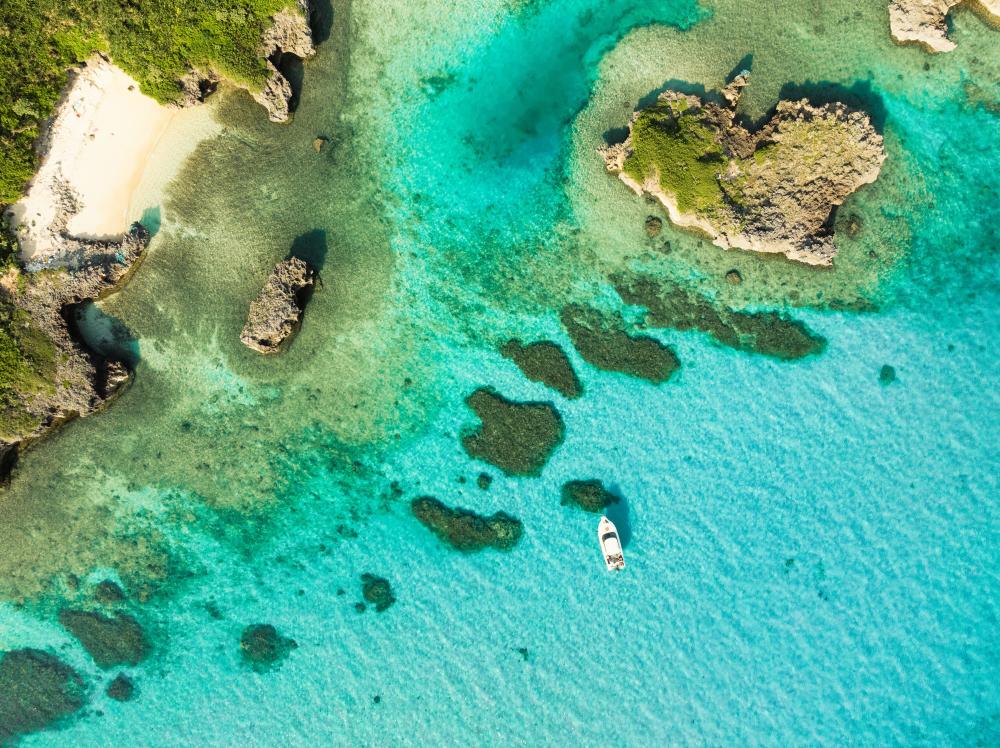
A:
2;0;999;744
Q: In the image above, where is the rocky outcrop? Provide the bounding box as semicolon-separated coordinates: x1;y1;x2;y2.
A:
889;0;1000;53
0;183;148;476
240;257;316;353
599;73;885;266
175;0;315;121
252;0;316;122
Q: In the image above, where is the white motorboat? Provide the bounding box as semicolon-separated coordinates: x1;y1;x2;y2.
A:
598;516;625;571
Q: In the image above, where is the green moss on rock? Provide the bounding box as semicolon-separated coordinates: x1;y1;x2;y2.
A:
239;624;297;671
560;480;620;513
500;339;581;399
360;574;396;612
0;648;86;742
411;496;523;552
59;610;149;669
612;274;825;360
461;387;564;476
560;304;679;383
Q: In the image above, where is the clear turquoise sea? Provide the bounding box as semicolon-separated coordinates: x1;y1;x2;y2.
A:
2;0;999;745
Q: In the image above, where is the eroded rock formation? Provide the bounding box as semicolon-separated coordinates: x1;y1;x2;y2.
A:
240;256;316;354
889;0;1000;53
599;73;886;266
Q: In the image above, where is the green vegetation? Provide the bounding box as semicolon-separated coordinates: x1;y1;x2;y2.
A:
622;96;729;215
0;0;295;204
0;303;57;441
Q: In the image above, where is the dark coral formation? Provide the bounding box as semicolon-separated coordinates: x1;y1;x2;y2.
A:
461;387;564;476
59;610;149;669
500;339;581;399
560;304;679;383
93;580;126;605
105;673;136;702
0;648;86;742
612;273;826;360
360;574;396;612
239;624;298;671
560;479;620;513
411;496;523;552
879;364;897;385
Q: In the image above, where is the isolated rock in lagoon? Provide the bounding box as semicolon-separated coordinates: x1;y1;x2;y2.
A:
611;273;826;360
360;574;396;612
888;0;1000;53
599;73;886;266
240;257;316;353
0;649;86;742
59;610;149;669
105;673;136;702
240;624;298;671
461;387;565;476
560;304;679;383
411;496;524;552
500;339;582;399
561;480;620;513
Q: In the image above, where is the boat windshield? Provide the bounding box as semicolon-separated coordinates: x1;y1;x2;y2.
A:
604;537;621;554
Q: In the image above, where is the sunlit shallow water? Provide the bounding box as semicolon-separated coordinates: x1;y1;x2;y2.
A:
2;0;999;745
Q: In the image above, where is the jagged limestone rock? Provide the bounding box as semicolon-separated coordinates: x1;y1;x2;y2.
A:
599;73;886;266
240;257;316;354
888;0;1000;53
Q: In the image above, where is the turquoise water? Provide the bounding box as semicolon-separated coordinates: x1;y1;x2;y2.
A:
3;0;1000;745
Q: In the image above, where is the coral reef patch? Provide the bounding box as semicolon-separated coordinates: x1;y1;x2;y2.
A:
461;387;565;476
560;479;620;513
410;496;524;552
239;624;298;672
612;273;826;360
500;339;582;399
360;574;396;612
0;648;86;742
59;610;149;669
105;673;136;702
560;304;679;383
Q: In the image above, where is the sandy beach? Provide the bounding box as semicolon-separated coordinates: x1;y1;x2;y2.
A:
9;56;219;262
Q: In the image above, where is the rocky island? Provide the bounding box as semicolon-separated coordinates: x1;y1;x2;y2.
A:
240;257;316;354
599;73;886;266
889;0;1000;53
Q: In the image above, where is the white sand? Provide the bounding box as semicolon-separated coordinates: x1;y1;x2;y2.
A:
9;56;220;262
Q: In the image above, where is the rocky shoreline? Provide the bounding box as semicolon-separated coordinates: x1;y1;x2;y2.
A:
889;0;1000;53
599;73;886;266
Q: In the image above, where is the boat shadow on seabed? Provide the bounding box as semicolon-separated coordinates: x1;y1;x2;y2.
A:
603;483;632;549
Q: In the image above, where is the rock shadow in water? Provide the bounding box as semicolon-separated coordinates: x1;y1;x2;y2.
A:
66;301;140;368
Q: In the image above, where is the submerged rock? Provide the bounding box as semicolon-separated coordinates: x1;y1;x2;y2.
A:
560;304;679;383
612;274;826;360
240;257;316;354
599;72;885;266
879;364;897;384
59;610;149;669
239;624;297;671
889;0;999;53
560;480;620;513
0;648;86;742
360;574;396;612
411;496;524;552
105;673;135;702
500;339;582;399
644;216;663;237
461;387;565;476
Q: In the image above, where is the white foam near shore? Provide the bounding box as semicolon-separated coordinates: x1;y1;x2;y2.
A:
9;55;221;262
